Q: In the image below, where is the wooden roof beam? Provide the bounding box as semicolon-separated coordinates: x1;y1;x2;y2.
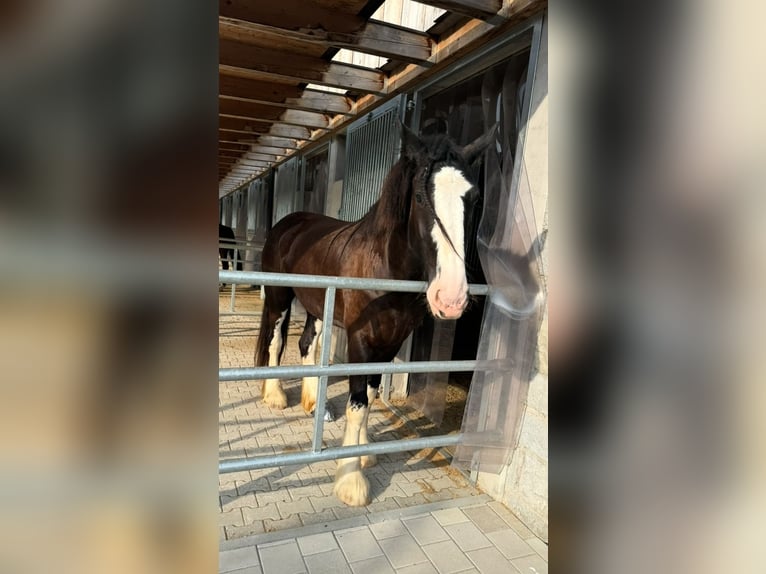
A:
219;132;301;151
219;89;353;116
220;1;369;35
225;166;267;175
219;39;385;94
220;91;354;117
220;99;330;130
412;1;503;21
219;17;432;66
218;146;283;160
219;74;302;102
220;154;282;165
218;123;311;142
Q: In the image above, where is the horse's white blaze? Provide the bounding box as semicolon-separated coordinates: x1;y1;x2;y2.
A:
428;166;471;317
262;310;288;409
300;319;322;413
334;402;370;506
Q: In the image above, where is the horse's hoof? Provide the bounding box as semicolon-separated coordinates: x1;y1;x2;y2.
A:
361;454;377;468
311;407;335;422
263;393;288;410
333;471;370;507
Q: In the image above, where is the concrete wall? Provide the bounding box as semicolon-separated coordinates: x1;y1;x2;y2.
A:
475;14;548;542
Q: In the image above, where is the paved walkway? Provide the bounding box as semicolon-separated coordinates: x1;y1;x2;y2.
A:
220;289;482;540
219;289;547;573
220;495;548;574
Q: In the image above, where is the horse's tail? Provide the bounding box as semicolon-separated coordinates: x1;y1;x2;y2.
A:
278;303;292;364
255;303;271;368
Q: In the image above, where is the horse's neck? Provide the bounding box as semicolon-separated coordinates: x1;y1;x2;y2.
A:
352;159;424;280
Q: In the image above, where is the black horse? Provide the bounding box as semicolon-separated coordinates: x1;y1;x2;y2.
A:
219;224;244;287
255;127;498;506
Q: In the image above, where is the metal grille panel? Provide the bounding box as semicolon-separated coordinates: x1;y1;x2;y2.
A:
339;100;402;222
273;157;299;225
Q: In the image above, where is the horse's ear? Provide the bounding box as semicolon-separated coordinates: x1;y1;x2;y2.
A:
400;121;425;159
461;124;498;164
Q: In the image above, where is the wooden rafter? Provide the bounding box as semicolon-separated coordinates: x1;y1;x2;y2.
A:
217;0;543;192
413;0;503;20
219;17;431;66
220;99;330;130
219;37;385;94
219;1;366;35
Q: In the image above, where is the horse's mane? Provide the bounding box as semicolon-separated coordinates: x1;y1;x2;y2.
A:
360;133;466;234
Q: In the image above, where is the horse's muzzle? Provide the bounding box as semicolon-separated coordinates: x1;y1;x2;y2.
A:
428;288;468;320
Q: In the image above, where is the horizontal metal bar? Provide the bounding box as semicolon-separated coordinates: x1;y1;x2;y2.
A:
218;242;260;248
219;270;490;296
219;434;462;473
220;359;487;382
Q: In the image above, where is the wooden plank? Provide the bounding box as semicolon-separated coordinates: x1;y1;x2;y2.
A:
219;98;287;122
224;149;284;161
220;92;353;117
218;143;250;151
267;123;314;140
219;149;245;158
242;154;282;163
412;0;502;20
219;1;365;35
297;89;354;115
226;162;269;170
219;39;384;93
219;73;301;102
219;141;290;157
219;116;272;133
258;136;299;149
220;99;330;129
224;163;268;171
221;119;314;141
219;17;431;65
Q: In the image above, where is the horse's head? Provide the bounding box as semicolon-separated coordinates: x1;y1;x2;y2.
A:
401;126;496;320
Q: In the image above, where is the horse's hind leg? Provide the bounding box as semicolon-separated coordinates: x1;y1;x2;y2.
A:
219;248;230;288
299;314;321;415
256;286;293;409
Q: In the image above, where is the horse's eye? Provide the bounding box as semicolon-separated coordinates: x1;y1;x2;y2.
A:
415;193;424;205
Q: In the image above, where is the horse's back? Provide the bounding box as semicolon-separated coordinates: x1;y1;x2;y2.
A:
262;212;350;274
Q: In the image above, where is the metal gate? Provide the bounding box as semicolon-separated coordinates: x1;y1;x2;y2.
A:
218;268;490;473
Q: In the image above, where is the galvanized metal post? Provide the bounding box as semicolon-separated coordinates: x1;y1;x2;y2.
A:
229;249;238;312
311;286;336;453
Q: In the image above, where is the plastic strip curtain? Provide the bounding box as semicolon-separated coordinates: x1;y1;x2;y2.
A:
453;33;547;474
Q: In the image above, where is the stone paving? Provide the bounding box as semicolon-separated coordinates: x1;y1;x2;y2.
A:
219;289;546;574
219;288;482;541
219;495;548;574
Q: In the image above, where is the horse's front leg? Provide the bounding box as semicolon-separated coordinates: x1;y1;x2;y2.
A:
334;374;372;506
299;315;335;421
359;375;379;468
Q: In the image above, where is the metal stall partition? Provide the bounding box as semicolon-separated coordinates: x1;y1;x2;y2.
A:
222;195;233;228
299;144;330;215
246;178;272;271
273;156;300;226
219;269;490;473
338;96;404;222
